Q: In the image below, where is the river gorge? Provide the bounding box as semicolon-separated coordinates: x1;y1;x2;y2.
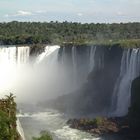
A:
0;44;140;140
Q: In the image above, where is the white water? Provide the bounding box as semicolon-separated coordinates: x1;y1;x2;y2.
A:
112;48;140;116
17;118;26;140
18;109;101;140
0;46;30;95
0;45;65;103
0;45;100;140
0;45;139;139
36;45;60;63
89;46;97;73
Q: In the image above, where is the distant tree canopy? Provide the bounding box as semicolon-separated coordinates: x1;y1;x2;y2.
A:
0;21;140;45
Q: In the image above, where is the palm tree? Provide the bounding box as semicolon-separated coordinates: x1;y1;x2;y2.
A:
5;93;16;104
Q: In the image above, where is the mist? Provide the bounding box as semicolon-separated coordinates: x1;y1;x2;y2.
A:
1;45;139;117
0;45;85;104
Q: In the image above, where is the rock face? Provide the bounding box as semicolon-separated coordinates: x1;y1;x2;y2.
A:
129;76;140;130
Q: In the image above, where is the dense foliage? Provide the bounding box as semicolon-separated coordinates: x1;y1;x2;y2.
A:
0;21;140;45
0;93;19;140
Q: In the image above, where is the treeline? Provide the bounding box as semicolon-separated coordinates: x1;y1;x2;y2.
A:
0;21;140;45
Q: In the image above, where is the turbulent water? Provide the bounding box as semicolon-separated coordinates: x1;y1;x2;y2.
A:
18;108;101;140
0;45;140;140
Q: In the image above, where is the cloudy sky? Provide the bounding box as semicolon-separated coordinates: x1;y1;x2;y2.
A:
0;0;140;23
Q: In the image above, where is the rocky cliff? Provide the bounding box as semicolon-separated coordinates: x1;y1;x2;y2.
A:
129;76;140;130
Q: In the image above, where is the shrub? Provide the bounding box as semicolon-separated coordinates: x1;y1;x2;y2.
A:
32;131;53;140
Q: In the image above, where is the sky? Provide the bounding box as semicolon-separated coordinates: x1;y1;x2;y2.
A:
0;0;140;23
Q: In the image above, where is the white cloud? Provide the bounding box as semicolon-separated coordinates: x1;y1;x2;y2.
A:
3;10;47;19
77;13;83;17
35;10;47;14
15;10;33;16
4;10;33;18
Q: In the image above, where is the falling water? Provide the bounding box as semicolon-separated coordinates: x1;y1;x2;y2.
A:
36;45;60;64
17;118;26;140
89;46;97;72
1;45;139;139
0;46;30;94
17;46;30;65
72;46;77;84
112;48;140;116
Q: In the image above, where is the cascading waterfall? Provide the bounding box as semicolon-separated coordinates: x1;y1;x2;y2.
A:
36;45;60;64
0;46;30;94
0;45;140;139
60;46;98;89
89;46;97;73
17;46;30;65
1;45;139;116
72;46;77;83
112;48;140;116
17;119;26;140
0;46;30;140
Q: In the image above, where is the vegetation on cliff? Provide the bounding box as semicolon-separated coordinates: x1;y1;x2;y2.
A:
0;21;140;47
0;93;19;140
32;131;53;140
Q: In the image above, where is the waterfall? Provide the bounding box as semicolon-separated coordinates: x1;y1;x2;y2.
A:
36;45;60;64
0;46;30;94
17;119;26;140
17;46;30;65
89;46;96;72
0;46;30;66
1;45;140;117
72;46;77;83
0;46;30;140
61;47;66;66
112;48;140;116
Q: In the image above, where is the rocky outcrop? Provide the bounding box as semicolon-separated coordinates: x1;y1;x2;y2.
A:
67;117;128;136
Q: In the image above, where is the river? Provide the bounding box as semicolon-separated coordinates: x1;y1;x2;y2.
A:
18;108;101;140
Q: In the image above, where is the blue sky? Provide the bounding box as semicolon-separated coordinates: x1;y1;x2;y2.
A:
0;0;140;23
